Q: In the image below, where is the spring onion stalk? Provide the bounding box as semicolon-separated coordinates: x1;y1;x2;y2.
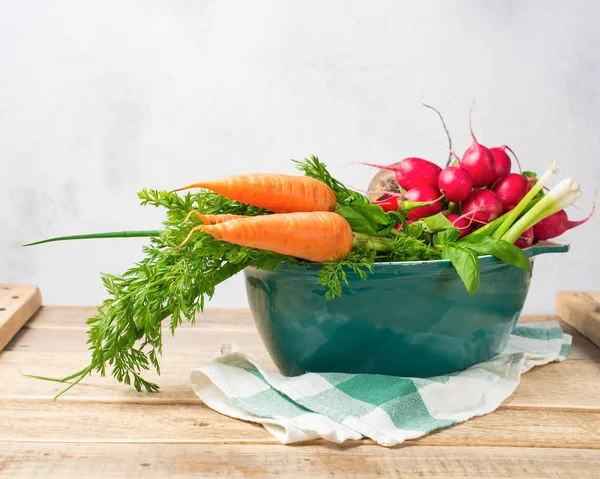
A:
467;196;543;238
22;230;162;246
352;233;393;252
503;178;581;244
492;162;558;240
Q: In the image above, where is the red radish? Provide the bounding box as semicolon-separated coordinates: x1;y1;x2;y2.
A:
360;158;442;191
404;186;443;220
459;105;496;187
438;166;473;202
491;173;529;210
372;194;401;212
514;227;534;249
533;207;595;240
489;145;520;181
461;189;503;223
446;213;472;238
526;177;537;190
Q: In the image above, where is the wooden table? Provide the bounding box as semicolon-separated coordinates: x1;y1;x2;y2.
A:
1;307;599;478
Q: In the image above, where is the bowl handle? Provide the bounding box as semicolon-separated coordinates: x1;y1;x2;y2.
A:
524;241;570;258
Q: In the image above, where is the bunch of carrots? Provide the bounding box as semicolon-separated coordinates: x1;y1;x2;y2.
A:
170;174;354;263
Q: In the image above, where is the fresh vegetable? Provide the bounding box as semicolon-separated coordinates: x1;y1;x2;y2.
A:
503;176;581;244
22;101;593;398
446;213;472;238
459;106;496;187
171;174;337;213
404;186;443;220
178;211;354;262
181;212;247;225
438;166;473;202
461;189;503;223
491;173;529;210
360;158;442;191
490;145;520;181
367;164;401;201
533;203;595;241
20;155;539;398
491;163;558;240
514;227;534;249
371;193;402;212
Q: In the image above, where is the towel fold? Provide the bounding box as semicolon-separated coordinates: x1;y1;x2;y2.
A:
191;321;571;447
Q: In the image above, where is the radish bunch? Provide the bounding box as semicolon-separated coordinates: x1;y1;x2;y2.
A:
362;105;594;247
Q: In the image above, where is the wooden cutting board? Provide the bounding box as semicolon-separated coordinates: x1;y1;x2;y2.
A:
0;284;42;352
557;291;600;348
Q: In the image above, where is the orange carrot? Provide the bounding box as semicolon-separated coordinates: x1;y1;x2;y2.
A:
178;212;353;262
181;211;247;225
171;174;337;213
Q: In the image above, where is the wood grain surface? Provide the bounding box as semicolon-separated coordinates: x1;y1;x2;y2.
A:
0;305;598;478
557;291;600;348
0;284;42;352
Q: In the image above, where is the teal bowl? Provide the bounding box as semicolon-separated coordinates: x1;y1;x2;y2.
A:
244;241;569;378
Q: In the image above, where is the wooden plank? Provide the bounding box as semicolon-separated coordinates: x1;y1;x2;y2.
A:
1;444;599;478
557;292;600;348
7;322;598;362
1;400;598;448
2;351;599;411
0;285;42;352
502;360;600;410
4;327;266;355
24;306;256;330
23;308;562;331
0;350;274;402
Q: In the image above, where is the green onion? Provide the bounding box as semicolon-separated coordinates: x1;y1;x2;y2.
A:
503;178;581;243
492;162;558;240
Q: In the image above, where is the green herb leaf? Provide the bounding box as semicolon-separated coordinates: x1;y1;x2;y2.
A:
435;227;461;246
441;244;480;295
388;234;441;262
317;246;376;299
458;235;532;274
294;155;370;206
413;213;453;233
336;204;400;236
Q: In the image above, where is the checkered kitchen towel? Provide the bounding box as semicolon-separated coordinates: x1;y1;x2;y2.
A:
191;321;571;447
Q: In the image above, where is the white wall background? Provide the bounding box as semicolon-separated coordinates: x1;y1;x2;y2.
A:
1;0;599;312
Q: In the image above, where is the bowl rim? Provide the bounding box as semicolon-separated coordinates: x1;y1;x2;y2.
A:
244;240;570;273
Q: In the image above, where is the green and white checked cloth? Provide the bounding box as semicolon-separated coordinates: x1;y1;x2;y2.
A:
191;321;571;447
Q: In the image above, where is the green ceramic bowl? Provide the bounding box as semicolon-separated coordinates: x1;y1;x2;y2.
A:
244;241;569;378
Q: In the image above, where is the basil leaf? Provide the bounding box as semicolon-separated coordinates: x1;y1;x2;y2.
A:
407;221;425;239
459;235;532;274
442;244;480;295
436;227;461;245
336;204;399;236
414;213;453;233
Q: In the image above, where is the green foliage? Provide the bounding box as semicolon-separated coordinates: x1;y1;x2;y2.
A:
48;189;294;397
294;155;370;206
317;246;376;300
441;244;480;296
388;234;441;262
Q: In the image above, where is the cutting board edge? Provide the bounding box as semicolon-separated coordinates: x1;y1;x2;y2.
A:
0;285;43;352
